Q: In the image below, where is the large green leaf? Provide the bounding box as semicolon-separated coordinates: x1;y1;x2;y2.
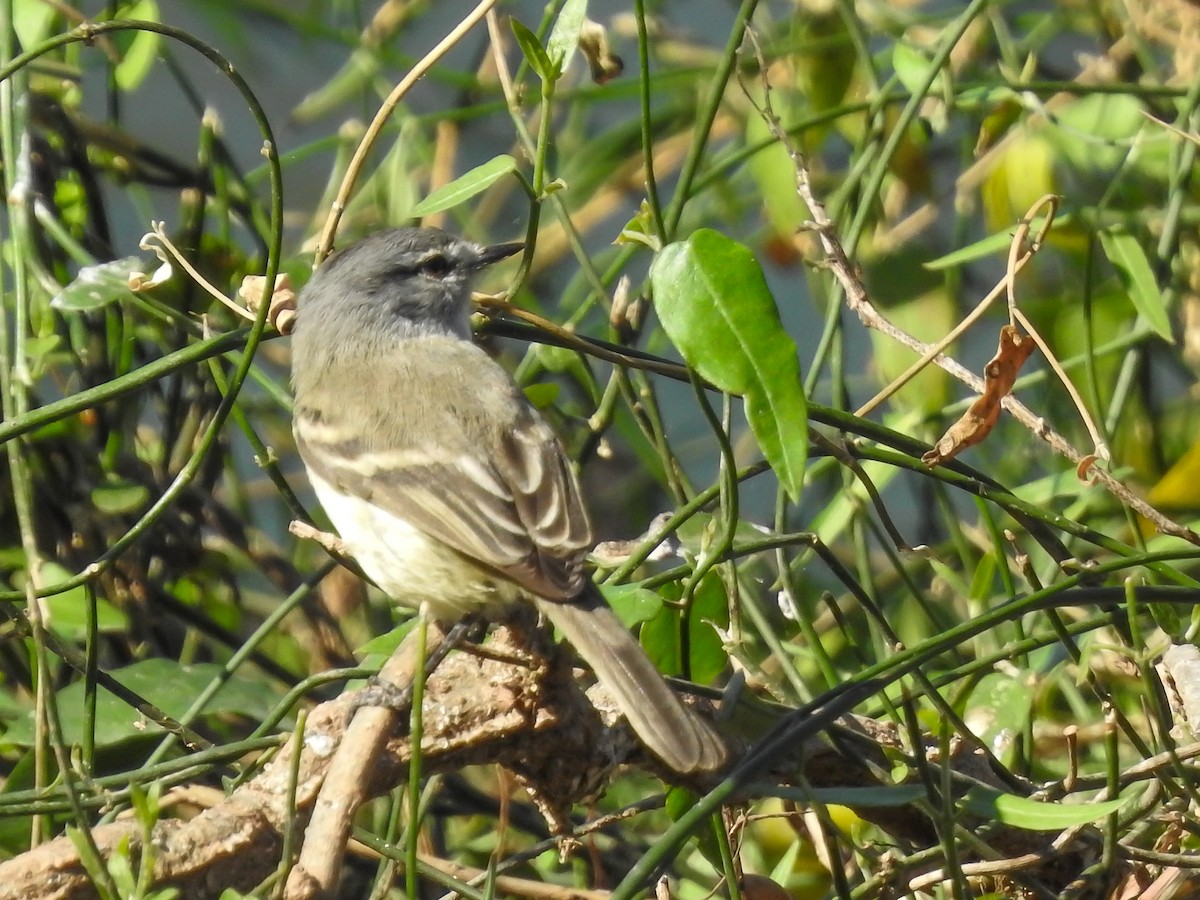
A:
649;229;807;499
3;660;280;749
641;573;728;684
9;562;129;642
113;1;161;91
598;582;663;629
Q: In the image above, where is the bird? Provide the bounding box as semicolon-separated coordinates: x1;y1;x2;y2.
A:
289;226;727;775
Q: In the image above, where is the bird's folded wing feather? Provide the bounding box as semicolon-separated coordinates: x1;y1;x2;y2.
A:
295;388;592;601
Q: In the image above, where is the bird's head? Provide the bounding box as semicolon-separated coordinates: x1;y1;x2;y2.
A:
295;227;523;346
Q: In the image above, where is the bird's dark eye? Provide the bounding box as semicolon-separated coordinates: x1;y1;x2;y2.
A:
419;254;452;278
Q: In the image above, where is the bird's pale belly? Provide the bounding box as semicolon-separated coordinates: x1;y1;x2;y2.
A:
308;470;524;621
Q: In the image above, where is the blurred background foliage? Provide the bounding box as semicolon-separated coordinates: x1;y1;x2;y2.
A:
4;0;1200;896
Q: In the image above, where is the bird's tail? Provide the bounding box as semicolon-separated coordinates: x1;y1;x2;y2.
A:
533;588;727;775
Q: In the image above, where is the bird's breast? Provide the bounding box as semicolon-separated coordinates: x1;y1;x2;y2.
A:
307;468;524;621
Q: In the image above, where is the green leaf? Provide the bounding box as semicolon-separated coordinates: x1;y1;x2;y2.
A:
3;659;280;748
924;213;1076;270
521;381;560;410
410;155;518;217
745;95;808;238
965;672;1033;765
545;0;587;73
686;572;729;684
510;18;555;84
800;785;927;807
867;289;952;415
13;0;57;50
640;573;727;683
113;1;161;92
24;334;61;380
291;50;380;123
925;230;1017;270
666;786;723;868
1099;227;1173;343
598;582;663;628
892;42;942;99
14;562;129;641
91;479;151;514
960;787;1129;830
51;257;141;312
650;229;807;499
356;619;419;663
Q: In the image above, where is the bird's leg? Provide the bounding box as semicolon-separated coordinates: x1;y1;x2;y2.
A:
459;604;550;672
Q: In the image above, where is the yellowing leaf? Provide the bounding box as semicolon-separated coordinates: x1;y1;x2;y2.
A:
1146;438;1200;510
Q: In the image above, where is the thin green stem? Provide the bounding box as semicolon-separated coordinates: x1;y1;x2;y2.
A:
633;0;665;240
662;0;760;238
405;614;429;900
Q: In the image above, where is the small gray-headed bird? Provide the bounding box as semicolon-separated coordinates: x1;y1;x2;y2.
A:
290;227;726;775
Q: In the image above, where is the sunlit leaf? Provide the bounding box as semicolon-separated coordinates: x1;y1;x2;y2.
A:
868;289;953;414
1099;227;1173;343
410;155;518;217
13;0;57;50
1050;94;1149;178
511;18;555;84
926;212;1076;270
545;0;587;72
964;672;1034;763
113;1;161;91
649;229;807;499
981;132;1059;235
892;42;942;99
1147;438;1200;510
51;257;141;312
745;96;808;239
960;787;1128;830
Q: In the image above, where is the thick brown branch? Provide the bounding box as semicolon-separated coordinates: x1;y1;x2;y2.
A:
0;626;715;900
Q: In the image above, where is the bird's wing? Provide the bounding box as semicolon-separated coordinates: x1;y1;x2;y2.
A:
295;370;593;601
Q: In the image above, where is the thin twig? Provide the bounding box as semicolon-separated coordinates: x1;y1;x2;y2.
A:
315;0;501;262
854;195;1057;417
141;222;254;321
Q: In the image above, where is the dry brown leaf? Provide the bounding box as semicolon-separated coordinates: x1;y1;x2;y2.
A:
1076;453;1099;482
922;325;1036;466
